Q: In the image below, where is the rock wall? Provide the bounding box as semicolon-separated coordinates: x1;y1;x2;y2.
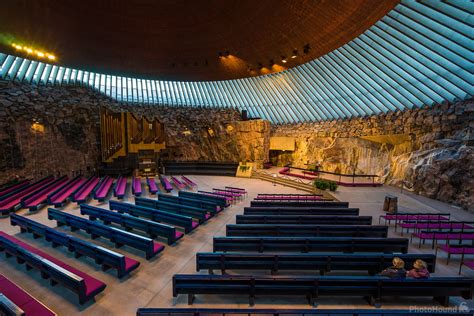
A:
271;99;474;211
0;81;270;182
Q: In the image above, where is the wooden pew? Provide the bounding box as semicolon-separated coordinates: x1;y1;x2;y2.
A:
10;214;140;278
236;215;372;225
0;232;106;305
0;274;56;316
47;208;164;260
179;191;228;209
110;200;199;233
79;204;183;245
250;200;349;208
135;197;212;223
196;252;436;275
157;194;220;213
225;224;388;238
173;274;473;306
213;237;409;253
244;207;359;216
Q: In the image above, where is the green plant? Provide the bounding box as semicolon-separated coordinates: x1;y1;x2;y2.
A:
313;178;338;191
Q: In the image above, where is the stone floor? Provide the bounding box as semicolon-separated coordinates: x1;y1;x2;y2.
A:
0;175;473;315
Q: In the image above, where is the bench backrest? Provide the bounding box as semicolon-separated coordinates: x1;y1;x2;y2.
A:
157;194;218;212
179;191;227;207
213;237;409;253
236;215;372;225
244;207;359;216
250;201;349;208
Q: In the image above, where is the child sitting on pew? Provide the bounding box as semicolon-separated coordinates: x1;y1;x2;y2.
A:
379;257;406;279
407;259;430;279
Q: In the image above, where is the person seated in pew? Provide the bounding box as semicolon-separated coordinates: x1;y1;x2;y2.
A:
379;257;406;279
407;259;430;279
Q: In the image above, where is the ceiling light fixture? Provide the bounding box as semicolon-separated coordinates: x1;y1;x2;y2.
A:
281;56;287;63
11;43;57;61
291;49;298;58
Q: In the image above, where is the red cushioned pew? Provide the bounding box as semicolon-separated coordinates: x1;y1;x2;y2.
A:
48;176;87;207
21;176;70;212
0;273;56;316
0;176;55;215
0;232;106;305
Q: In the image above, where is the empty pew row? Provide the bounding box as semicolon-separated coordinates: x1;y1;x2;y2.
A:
0;232;106;305
10;214;140;278
80;204;183;245
132;177;142;197
436;244;474;265
136;308;474;316
147;177;160;194
136;197;212;223
213;188;244;199
213;237;409;253
0;273;56;316
236;215;372;225
0;176;55;214
225;186;247;198
110;200;199;233
244;207;359;216
181;176;197;189
379;213;451;231
179;191;228;209
72;176;100;203
93;176;114;201
250;200;349;208
160;176;173;192
157;194;220;213
47;208;164;259
171;177;186;190
198;191;235;205
226;224;388;238
21;176;70;212
173;274;474;306
196;253;436;275
0;180;30;200
114;176;127;199
48;176;86;207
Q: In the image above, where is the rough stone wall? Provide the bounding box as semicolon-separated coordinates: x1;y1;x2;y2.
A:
0;81;270;182
272;99;474;211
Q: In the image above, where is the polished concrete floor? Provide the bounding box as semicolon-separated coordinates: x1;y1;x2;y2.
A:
0;175;473;315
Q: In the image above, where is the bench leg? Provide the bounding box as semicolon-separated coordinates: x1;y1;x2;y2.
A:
434;296;449;307
249;295;255;306
208;269;214;275
187;294;195;305
307;294;317;307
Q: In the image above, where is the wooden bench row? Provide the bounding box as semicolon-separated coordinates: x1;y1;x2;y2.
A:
48;208;164;259
226;224;388;238
157;194;220;213
213;236;409;253
0;232;106;305
10;213;140;278
80;204;183;245
136;197;212;223
110;200;199;233
173;274;474;306
196;252;436;275
236;215;372;225
250;200;349;208
244;207;359;216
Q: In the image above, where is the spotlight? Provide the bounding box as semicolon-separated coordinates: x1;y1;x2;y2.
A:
36;51;45;58
47;54;56;60
291;49;298;58
26;47;33;54
281;56;287;63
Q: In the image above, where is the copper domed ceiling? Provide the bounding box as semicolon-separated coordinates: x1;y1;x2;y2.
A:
0;0;399;81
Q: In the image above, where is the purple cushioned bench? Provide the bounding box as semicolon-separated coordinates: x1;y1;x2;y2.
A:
48;177;86;207
181;176;197;189
94;176;114;201
0;180;30;200
147;177;159;194
378;213;451;231
0;232;106;304
73;176;100;203
132;177;142;197
0;273;56;316
21;177;69;211
171;177;186;190
412;231;474;249
198;191;233;206
0;177;55;214
160;177;173;192
114;176;128;199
